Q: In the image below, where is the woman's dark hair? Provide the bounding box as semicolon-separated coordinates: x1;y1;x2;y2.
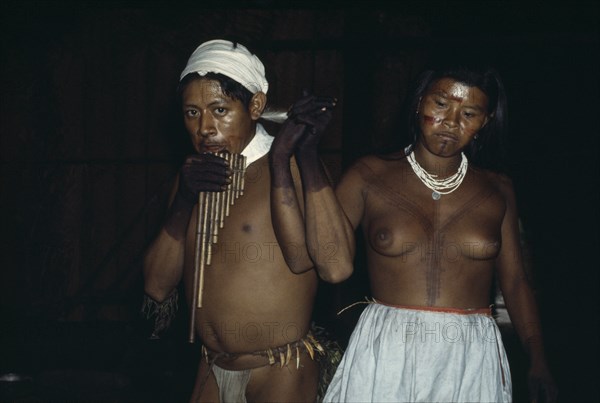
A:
178;72;254;109
405;65;508;171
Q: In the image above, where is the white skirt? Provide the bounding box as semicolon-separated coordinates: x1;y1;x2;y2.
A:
324;302;512;402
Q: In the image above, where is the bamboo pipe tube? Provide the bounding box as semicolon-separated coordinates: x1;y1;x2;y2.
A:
188;152;247;343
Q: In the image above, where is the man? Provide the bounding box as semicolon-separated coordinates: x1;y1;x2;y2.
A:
142;39;351;402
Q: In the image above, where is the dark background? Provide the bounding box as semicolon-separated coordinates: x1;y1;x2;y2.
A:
1;1;598;401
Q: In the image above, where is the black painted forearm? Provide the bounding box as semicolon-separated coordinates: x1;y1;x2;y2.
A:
270;153;295;190
295;149;329;193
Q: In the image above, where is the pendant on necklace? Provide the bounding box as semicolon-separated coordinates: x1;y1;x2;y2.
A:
432;191;441;200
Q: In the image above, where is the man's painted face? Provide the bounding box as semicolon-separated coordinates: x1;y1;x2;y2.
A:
418;78;491;157
181;78;256;154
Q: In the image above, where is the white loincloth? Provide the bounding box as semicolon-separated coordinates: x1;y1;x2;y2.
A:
211;363;251;403
324;302;512;402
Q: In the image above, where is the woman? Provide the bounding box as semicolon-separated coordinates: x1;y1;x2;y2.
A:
322;66;557;402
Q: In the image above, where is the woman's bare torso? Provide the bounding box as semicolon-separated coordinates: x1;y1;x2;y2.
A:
350;155;507;308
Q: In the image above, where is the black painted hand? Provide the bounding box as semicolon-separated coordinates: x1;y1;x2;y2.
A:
177;153;230;204
271;90;336;159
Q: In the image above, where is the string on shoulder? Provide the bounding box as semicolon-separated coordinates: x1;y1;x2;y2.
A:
260;106;289;124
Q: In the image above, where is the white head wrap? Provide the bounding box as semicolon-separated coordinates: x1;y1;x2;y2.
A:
180;39;269;94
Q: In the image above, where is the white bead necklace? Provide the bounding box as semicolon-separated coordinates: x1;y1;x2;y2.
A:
407;151;468;200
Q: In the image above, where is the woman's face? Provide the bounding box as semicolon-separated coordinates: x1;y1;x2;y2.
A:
417;77;491;157
181;78;257;154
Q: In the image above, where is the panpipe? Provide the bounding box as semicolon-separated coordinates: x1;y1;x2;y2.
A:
189;152;247;343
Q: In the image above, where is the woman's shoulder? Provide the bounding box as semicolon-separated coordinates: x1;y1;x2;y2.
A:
338;154;399;189
350;151;407;172
472;167;516;200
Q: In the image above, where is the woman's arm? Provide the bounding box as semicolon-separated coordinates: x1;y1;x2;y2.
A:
495;175;558;402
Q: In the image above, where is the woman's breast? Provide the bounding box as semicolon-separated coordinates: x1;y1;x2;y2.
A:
367;215;427;258
366;213;501;261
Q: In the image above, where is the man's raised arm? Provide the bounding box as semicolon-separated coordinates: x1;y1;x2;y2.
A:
270;93;354;283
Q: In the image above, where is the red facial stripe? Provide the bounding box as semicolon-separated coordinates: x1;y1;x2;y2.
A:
422;114;441;124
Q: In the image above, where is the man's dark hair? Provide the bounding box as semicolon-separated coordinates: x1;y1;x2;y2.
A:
178;72;254;109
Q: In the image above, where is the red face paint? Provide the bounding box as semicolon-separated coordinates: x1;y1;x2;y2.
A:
417;78;490;157
422;114;441;125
